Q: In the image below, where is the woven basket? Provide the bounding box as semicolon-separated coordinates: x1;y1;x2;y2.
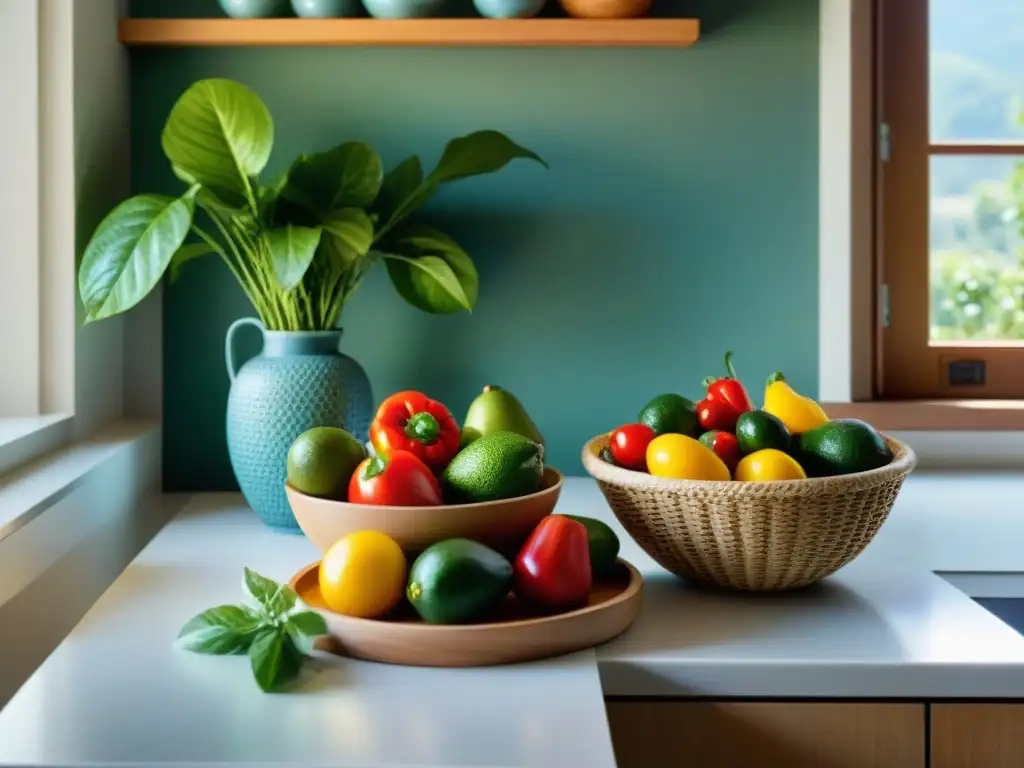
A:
581;433;916;591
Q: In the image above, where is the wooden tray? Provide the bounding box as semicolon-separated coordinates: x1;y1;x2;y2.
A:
288;558;643;667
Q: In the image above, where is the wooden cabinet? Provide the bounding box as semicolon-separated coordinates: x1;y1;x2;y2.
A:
605;701;926;768
931;704;1024;768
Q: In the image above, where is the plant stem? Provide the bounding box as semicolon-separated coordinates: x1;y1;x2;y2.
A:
192;222;270;325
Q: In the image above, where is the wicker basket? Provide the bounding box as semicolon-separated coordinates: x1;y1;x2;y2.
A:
581;433;916;591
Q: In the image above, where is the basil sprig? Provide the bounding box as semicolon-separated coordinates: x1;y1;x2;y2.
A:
177;567;328;692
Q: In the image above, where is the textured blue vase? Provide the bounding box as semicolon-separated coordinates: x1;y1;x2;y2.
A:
225;319;374;532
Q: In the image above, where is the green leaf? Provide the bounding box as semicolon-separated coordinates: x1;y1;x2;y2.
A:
265;225;323;291
375;156;423;222
287;610;328;638
383;131;545;231
169;242;215;284
176;605;263;655
430;130;547;184
161;79;273;209
242;568;298;616
249;629;302;692
279;142;383;219
284;611;325;656
381;225;479;314
79;193;195;322
322;208;374;270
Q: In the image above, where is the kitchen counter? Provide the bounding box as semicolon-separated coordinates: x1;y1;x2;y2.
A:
3;472;1024;766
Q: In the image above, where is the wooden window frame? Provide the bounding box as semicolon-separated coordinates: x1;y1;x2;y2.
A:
878;0;1024;400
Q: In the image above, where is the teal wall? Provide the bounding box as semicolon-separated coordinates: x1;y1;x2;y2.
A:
130;0;820;490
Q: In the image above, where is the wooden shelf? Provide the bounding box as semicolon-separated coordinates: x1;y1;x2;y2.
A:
118;17;699;48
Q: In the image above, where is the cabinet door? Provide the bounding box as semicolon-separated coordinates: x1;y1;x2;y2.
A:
606;701;925;768
931;704;1024;768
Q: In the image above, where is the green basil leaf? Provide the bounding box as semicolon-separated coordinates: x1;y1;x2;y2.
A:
243;568;299;616
278;142;383;219
250;629;302;692
381;225;478;314
287;610;328;638
285;621;314;655
161;79;273;207
176;605;262;655
79;193;195;322
169;242;216;284
265;225;323;291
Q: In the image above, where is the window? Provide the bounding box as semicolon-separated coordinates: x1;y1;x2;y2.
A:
0;0;74;423
880;0;1024;398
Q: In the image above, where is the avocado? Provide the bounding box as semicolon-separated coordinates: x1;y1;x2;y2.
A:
562;515;621;579
735;411;791;455
407;538;513;624
638;394;700;437
443;430;544;503
797;418;893;477
461;385;545;449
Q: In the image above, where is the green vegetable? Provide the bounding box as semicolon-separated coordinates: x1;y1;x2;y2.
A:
796;418;893;477
442;430;544;503
177;567;328;693
735;411;791;455
407;539;513;624
78;78;546;331
562;515;621;579
638;394;700;437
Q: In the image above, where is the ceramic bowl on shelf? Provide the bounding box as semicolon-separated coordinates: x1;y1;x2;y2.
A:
218;0;293;17
557;0;649;17
286;467;564;555
361;0;445;17
291;0;364;16
473;0;547;18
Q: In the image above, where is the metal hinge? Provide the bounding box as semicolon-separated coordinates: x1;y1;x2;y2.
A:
879;123;891;163
879;283;891;328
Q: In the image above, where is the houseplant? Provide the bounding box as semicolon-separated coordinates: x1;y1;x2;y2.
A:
77;77;545;530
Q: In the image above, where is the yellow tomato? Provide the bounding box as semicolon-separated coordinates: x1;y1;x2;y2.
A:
734;449;807;482
646;434;730;481
319;530;406;618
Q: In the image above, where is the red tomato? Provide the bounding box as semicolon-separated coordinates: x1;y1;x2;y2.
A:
609;423;656;471
698;430;741;474
514;516;592;609
348;450;442;507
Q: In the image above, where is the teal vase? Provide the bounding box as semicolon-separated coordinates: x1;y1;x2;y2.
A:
224;318;374;532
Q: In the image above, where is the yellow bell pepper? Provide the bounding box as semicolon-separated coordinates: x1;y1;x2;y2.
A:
734;449;807;482
646;434;730;481
762;372;829;434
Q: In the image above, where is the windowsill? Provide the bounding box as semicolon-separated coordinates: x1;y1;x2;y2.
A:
823;400;1024;430
0;420;158;543
0;414;73;476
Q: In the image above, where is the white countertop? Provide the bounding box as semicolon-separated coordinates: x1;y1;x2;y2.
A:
4;472;1024;766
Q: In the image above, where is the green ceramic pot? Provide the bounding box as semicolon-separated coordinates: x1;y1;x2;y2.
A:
218;0;293;18
291;0;363;15
225;318;374;532
361;0;444;18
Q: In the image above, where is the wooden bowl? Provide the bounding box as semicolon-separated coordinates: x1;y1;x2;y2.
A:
289;557;643;667
557;0;650;19
286;467;564;554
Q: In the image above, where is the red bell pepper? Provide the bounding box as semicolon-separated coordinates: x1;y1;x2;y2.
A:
348;450;443;507
698;430;741;474
697;351;754;432
369;390;461;473
514;516;592;609
609;423;656;472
